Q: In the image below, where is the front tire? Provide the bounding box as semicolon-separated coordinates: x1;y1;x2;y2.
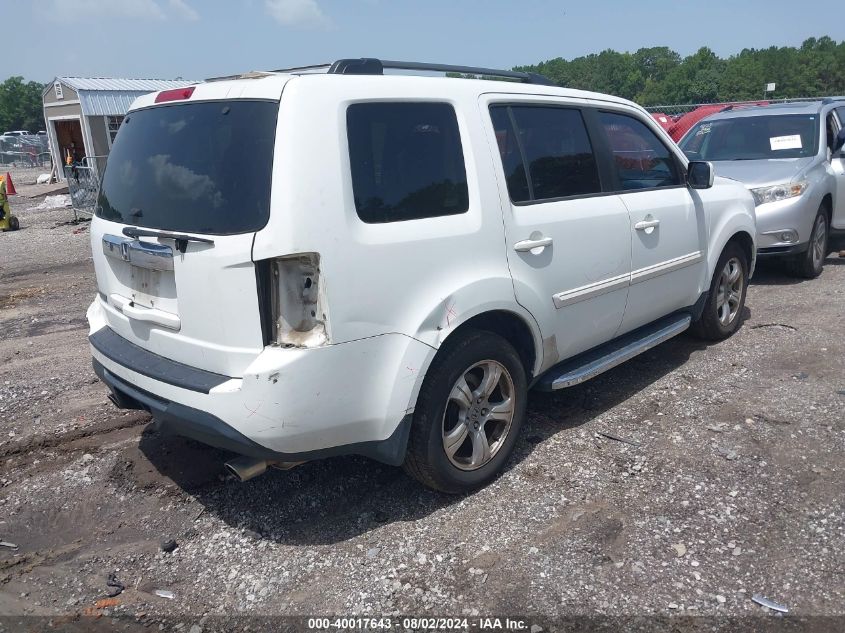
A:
785;207;828;279
403;330;527;493
691;242;748;341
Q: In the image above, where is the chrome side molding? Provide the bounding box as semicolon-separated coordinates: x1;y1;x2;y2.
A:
102;234;174;271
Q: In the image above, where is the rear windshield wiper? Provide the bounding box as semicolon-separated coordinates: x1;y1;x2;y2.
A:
122;227;215;254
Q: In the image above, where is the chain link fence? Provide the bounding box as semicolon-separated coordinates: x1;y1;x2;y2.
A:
643;97;820;118
0;134;51;169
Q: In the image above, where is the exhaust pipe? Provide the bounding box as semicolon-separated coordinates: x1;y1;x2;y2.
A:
224;456;268;482
224;457;306;482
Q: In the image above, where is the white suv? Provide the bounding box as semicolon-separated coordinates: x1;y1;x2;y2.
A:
87;59;757;493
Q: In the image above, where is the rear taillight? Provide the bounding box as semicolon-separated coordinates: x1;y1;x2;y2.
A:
258;253;328;348
155;87;195;103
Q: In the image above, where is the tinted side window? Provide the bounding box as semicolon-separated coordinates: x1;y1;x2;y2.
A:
347;102;469;223
599;111;681;191
491;105;601;202
837;107;845;129
489;107;530;202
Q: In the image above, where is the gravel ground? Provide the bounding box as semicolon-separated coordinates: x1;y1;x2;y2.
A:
1;169;844;632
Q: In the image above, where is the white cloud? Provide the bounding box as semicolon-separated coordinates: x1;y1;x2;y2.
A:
264;0;328;28
167;0;200;21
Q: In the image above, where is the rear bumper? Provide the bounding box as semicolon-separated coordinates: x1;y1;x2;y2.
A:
93;359;412;465
87;300;435;466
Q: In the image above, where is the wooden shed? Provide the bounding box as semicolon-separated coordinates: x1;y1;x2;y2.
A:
42;77;195;180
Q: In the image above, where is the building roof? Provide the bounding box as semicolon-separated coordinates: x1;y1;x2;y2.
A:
52;77;195;92
44;76;197;116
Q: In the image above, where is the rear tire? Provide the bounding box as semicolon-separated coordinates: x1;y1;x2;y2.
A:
785;207;828;279
691;242;748;341
403;329;527;494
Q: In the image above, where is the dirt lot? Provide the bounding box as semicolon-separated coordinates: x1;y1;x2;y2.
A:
1;166;844;631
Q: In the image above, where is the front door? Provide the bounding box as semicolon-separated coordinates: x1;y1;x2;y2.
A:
832;107;845;230
594;109;706;334
484;98;632;364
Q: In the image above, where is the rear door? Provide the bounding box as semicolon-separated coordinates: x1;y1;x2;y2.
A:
90;96;279;377
484;97;632;362
594;109;706;334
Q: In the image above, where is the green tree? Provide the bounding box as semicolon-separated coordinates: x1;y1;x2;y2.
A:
0;77;45;133
515;36;845;106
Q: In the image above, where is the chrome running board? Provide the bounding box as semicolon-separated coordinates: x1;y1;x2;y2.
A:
536;314;692;391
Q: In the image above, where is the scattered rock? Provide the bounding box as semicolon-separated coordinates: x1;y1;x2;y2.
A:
671;543;687;558
160;539;178;553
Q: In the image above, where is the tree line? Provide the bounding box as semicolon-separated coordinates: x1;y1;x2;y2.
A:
0;77;45;133
515;36;845;106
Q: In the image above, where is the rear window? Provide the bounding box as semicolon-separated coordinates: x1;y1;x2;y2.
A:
347;102;469;223
96;100;278;235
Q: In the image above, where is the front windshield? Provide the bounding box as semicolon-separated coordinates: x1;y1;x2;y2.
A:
680;114;819;161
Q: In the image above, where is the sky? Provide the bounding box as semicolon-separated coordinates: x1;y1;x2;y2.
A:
6;0;843;82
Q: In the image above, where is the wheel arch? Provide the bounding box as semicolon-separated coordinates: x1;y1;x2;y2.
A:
707;201;758;282
725;230;755;271
820;193;833;221
442;309;539;381
403;306;544;417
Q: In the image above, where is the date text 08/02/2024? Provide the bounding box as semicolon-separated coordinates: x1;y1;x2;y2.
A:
307;616;532;630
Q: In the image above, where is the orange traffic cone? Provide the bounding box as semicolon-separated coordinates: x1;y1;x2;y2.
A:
4;173;15;195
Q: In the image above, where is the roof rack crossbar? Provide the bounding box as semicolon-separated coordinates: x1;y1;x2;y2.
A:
313;58;555;85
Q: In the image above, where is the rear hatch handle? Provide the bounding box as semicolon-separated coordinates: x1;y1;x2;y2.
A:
122;227;214;254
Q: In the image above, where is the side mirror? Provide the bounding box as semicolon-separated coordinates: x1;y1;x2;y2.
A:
834;129;845;155
687;161;715;189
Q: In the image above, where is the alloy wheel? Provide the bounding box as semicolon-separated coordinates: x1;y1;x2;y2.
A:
441;360;515;471
811;215;827;271
716;257;743;326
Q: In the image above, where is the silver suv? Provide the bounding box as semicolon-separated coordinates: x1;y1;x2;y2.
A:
680;99;845;278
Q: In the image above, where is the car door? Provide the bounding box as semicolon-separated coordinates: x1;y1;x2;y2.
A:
484;97;632;363
594;109;706;335
832;107;845;230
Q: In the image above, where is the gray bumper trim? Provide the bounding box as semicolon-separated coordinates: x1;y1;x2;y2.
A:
89;327;231;394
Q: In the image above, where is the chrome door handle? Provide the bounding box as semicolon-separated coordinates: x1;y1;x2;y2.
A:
634;219;660;231
514;236;553;252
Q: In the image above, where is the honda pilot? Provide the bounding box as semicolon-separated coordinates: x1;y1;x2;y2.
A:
88;58;757;492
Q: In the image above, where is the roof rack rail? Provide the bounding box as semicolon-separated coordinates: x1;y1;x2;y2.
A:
276;58;556;86
271;62;333;74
